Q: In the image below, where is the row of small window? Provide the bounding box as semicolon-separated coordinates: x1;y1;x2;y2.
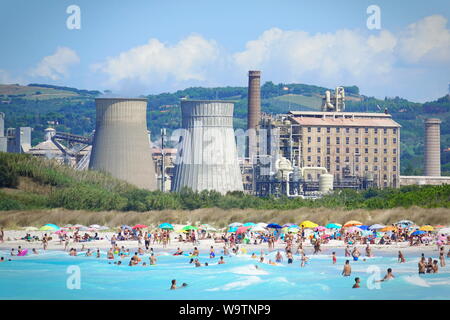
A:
306;155;396;163
306;127;397;134
307;172;397;180
307;136;397;145
306;147;397;155
322;164;397;172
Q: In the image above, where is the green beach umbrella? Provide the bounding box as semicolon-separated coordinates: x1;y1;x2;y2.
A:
182;225;198;231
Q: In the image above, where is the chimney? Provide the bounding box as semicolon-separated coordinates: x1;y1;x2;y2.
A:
247;70;261;159
424;118;441;176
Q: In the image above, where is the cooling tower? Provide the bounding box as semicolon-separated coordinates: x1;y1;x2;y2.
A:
247;70;261;159
172;100;243;194
89;98;157;190
424;118;441;176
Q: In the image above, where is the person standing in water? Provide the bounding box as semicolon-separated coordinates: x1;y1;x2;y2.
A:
439;247;446;267
398;251;406;263
342;260;351;276
332;252;337;264
352;277;360;288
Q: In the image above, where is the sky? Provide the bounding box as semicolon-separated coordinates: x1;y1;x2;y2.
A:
0;0;449;102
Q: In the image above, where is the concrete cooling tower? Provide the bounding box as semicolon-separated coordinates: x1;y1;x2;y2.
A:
89;98;157;190
172;100;244;194
424;118;441;177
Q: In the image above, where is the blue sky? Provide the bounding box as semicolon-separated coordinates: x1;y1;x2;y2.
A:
1;0;449;102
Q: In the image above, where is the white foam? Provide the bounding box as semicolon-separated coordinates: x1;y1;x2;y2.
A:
229;264;269;275
206;276;263;291
402;275;431;287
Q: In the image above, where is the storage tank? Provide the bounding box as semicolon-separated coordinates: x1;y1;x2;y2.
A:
319;173;334;192
424;118;441;176
172;100;243;194
89;98;157;190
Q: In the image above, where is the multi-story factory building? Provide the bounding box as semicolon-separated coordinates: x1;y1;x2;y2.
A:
257;110;401;190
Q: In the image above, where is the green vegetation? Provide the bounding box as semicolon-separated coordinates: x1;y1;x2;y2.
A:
0;153;449;212
1;83;449;174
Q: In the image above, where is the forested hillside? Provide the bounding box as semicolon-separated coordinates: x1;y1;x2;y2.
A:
0;82;449;175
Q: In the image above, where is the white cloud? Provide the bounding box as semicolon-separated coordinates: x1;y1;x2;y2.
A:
0;69;24;84
397;15;450;64
92;34;222;88
30;47;80;80
92;15;450;101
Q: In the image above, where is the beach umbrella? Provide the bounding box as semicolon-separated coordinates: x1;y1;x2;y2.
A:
24;227;38;231
78;226;91;231
159;223;174;230
132;224;148;229
44;223;60;230
380;226;397;232
73;224;85;228
182;225;198;231
54;230;67;234
326;223;342;229
228;226;238;233
343;220;363;227
315;226;326;232
419;225;434;232
229;222;243;228
267;223;282;229
236;226;250;234
282;223;295;228
39;225;55;231
255;222;268;228
411;230;426;236
251;226;267;233
300;220;318;228
369;224;386;230
243;222;255;227
358;225;370;231
89;224;101;229
361;230;373;236
439;227;450;235
396;220;414;226
434;225;445;229
288;227;300;233
199;224;217;232
346;226;362;233
121;225;132;230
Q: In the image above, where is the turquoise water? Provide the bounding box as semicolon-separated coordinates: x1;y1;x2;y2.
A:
0;248;449;299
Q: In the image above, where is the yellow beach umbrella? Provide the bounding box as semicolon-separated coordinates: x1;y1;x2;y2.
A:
380;226;397;232
300;220;318;228
419;225;434;232
343;220;363;227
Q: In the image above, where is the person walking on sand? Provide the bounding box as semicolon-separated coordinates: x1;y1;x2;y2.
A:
342;260;351;276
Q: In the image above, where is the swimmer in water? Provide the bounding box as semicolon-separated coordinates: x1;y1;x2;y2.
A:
352;277;360;288
398;251;405;263
32;248;38;255
170;279;188;290
251;253;257;259
174;248;183;255
150;253;157;265
342;260;351;276
194;259;201;267
275;251;283;263
332;252;337;264
377;268;395;282
107;248;114;260
218;256;225;264
85;249;92;257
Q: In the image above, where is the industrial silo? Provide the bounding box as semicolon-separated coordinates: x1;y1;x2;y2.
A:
89;98;157;190
172;100;244;194
424;118;441;176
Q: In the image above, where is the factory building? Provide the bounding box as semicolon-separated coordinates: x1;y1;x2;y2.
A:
6;126;32;153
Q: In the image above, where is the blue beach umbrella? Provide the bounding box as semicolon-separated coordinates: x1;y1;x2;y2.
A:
326;223;342;229
243;222;256;227
267;223;282;229
159;223;174;230
228;226;238;233
411;230;425;236
358;225;369;230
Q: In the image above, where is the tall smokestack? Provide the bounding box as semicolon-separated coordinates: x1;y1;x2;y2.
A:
424;118;441;176
89;98;157;190
247;70;261;159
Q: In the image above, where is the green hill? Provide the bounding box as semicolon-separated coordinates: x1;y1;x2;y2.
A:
0;152;449;215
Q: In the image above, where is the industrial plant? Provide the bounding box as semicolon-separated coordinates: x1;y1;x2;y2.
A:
2;71;449;196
